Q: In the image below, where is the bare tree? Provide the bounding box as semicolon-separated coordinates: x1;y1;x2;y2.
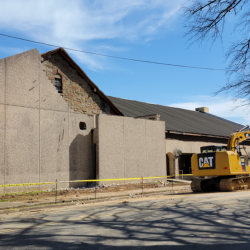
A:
184;0;250;107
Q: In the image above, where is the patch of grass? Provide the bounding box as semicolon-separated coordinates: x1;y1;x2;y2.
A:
0;198;16;202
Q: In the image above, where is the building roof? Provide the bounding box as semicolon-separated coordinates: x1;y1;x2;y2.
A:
108;96;244;137
41;48;123;116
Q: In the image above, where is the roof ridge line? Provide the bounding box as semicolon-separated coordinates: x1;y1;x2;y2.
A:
205;112;244;127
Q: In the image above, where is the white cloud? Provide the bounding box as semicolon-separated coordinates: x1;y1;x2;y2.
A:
169;95;250;125
0;0;186;70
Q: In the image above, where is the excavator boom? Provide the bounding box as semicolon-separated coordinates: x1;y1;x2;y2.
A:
227;125;250;152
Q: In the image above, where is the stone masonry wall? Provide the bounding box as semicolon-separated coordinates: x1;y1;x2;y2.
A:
42;52;110;115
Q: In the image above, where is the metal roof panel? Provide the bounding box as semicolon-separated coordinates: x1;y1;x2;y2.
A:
108;96;243;137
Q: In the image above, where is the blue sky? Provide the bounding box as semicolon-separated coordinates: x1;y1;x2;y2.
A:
0;0;249;125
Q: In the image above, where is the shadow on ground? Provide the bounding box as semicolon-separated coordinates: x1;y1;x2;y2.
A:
1;195;250;249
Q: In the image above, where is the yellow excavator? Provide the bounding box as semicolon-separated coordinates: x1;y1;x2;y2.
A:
191;125;250;192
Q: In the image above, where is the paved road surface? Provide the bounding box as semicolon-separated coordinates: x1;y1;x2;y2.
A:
1;191;250;249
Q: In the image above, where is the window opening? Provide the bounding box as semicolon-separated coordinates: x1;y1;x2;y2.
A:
166;155;170;176
54;78;62;93
79;122;87;130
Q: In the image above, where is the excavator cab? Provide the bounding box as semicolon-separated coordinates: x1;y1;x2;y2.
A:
200;145;227;153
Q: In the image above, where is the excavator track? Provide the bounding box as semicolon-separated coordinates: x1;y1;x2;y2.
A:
191;176;250;192
191;179;203;192
191;178;219;192
219;179;234;191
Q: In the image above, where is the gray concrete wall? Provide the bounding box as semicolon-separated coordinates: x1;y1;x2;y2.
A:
0;59;5;104
40;110;69;187
0;105;4;192
96;115;166;183
0;49;95;193
5;106;39;193
69;113;95;187
6;49;40;108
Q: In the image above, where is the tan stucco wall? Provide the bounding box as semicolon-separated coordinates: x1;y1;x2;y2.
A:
166;139;226;155
0;49;95;193
166;138;250;155
96;115;166;183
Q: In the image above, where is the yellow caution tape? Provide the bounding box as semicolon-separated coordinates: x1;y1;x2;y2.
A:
59;174;192;183
0;182;56;188
60;176;170;183
0;174;193;187
175;174;193;176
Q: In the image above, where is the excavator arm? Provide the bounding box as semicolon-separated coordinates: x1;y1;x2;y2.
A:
227;125;250;153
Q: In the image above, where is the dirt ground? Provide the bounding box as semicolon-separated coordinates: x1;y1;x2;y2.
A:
0;181;188;205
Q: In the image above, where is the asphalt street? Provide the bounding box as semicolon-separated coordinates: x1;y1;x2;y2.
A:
1;191;250;249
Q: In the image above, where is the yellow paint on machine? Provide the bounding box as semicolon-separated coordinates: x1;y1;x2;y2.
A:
192;151;250;177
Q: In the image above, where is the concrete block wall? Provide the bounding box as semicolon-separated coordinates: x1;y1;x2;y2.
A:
96;115;166;183
0;105;4;192
69;113;95;188
0;49;95;193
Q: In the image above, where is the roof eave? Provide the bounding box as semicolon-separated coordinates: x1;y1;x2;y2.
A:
166;130;229;139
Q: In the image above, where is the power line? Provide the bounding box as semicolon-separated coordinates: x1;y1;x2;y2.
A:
0;33;228;72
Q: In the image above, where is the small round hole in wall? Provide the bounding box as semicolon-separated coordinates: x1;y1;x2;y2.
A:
79;122;87;130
